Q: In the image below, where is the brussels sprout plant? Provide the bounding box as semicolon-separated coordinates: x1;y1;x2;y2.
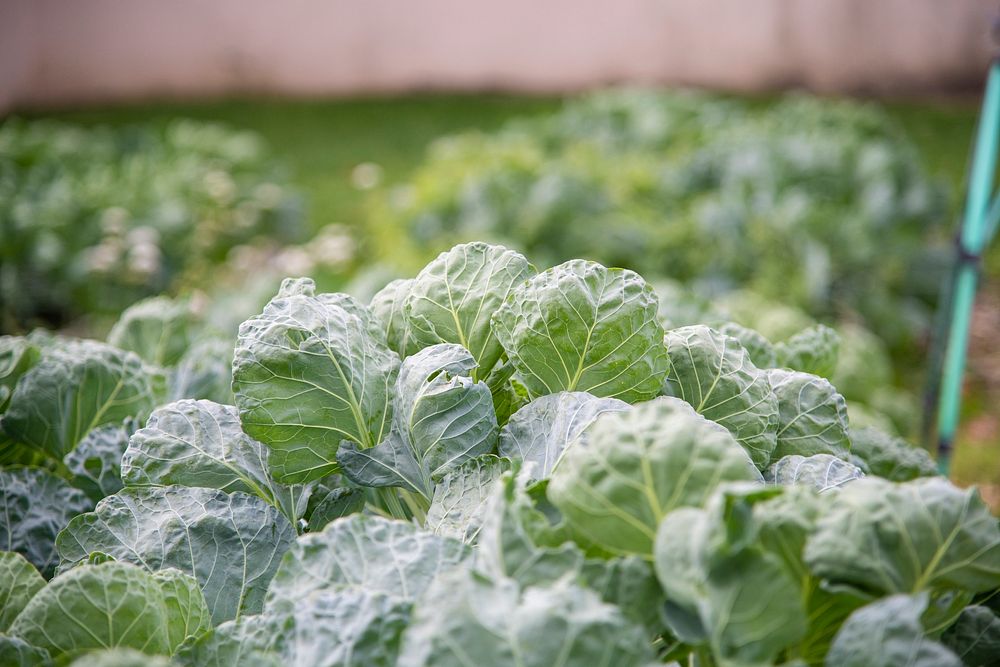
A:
0;243;996;667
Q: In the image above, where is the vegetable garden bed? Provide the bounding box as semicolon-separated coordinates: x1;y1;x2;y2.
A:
1;242;997;666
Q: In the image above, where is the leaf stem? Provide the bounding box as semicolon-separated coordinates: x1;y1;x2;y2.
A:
376;487;409;521
400;489;430;524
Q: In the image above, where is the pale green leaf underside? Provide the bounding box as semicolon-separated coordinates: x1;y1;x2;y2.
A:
57;486;296;624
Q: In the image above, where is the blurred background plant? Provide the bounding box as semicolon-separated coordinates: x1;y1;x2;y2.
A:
1;86;995;504
371;91;951;353
0;118;304;331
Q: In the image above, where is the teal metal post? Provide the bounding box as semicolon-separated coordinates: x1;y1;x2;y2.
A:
936;59;1000;475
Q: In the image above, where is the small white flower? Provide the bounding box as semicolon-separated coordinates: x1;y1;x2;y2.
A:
351;162;383;191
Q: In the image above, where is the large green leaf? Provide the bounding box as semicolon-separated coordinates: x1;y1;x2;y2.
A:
580;556;666;639
805;477;1000;595
57;486;296;623
275;590;411;667
718;322;777;368
498;391;628;479
393;344;498;479
264;514;470;613
768;369;851;460
107;296;194;367
826;593;962;667
426;455;511;543
233;277;400;483
122;399;309;522
664;325;778;468
0;636;51;667
849;426;938;481
63;421;133;502
0;551;45;631
405;242;535;378
1;466;92;577
154;568;213;652
9;562;171;659
654;486;809;665
169;337;235;405
174;614;278;667
176;589;410;667
0;336;39;412
765;453;864;494
305;487;366;532
1;340;159;459
941;605;1000;667
370;278;417;358
774;324;840;378
493;259;668;402
339;344;498;500
548;397;761;557
397;570;654;667
476;472;582;588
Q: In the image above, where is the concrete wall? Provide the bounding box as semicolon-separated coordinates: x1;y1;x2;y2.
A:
1;0;995;111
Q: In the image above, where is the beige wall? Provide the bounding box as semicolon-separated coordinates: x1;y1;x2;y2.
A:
1;0;995;111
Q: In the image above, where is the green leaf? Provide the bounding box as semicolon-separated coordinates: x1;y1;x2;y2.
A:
774;324;840;378
0;635;51;667
174;614;278;667
766;453;864;493
341;344;499;500
805;477;1000;595
393;344;498;480
176;589;411;667
57;486;296;623
580;556;666;639
169;338;235;404
826;593;962;667
233;277;400;483
397;570;654;667
849;426;938;481
0;551;45;631
651;508;709;642
264;514;470;613
493;259;668;402
719;322;777;368
63;421;134;502
122;399;310;521
483;360;529;427
769;369;851;460
338;433;431;498
107;296;194;367
405;242;535;378
654;486;809;665
426;455;512;543
941;605;1000;666
0;336;39;413
548;397;762;557
498;391;628;479
273;590;411;667
664;325;779;468
370;278;417;357
1;466;92;577
154;568;213;652
476;471;584;587
306;487;366;532
1;340;159;459
9;562;171;659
